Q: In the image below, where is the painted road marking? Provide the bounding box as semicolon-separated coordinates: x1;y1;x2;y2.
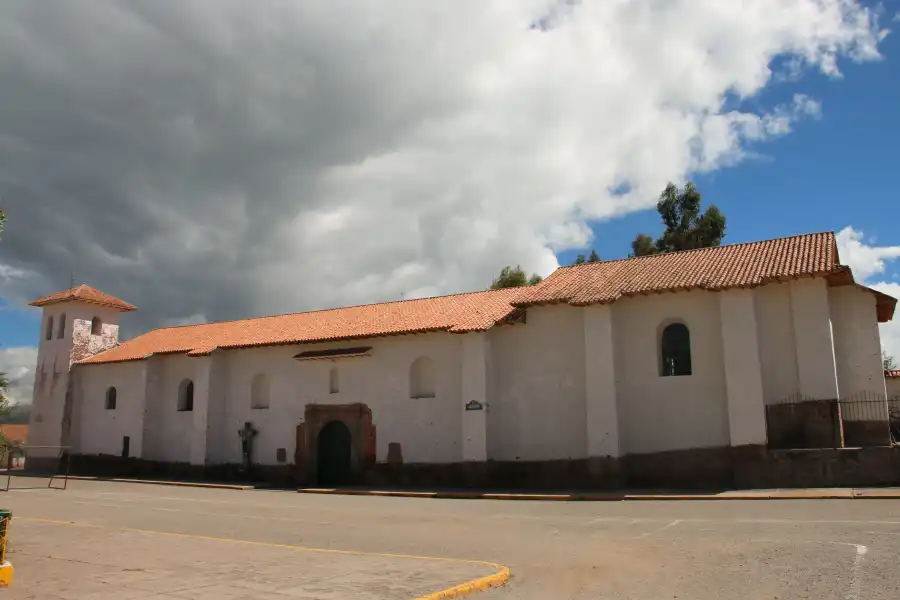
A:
750;539;868;600
848;544;867;600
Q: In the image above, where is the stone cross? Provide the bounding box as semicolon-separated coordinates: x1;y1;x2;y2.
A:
238;421;258;473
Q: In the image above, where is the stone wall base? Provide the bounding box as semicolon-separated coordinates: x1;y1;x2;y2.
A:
842;420;893;448
60;445;900;490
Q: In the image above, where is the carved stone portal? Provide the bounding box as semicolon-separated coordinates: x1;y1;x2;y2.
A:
296;403;376;485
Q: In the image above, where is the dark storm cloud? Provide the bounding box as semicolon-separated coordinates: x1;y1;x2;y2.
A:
0;0;473;336
0;0;884;343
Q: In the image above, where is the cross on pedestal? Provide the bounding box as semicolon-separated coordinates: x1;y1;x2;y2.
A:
238;421;258;474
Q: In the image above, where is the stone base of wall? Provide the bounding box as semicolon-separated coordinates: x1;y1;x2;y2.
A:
766;400;842;449
60;445;900;490
22;456;63;475
59;455;295;487
842;420;892;448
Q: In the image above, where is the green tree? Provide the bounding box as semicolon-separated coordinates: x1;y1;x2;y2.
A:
0;372;11;450
630;182;726;257
490;265;543;290
0;208;5;239
573;249;601;265
885;350;898;371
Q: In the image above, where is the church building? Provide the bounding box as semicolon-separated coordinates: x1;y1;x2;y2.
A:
26;231;899;488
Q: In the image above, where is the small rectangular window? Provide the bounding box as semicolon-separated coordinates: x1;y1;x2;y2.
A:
121;436;130;458
329;367;339;394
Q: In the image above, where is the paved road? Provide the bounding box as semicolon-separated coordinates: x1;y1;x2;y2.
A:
2;478;900;599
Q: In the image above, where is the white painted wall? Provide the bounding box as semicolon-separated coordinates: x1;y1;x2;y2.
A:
461;333;488;462
584;304;620;457
754;283;800;404
829;286;888;400
887;376;900;400
790;278;840;400
66;277;892;468
128;332;465;466
488;304;587;461
144;354;197;463
28;302;122;460
614;290;730;454
76;361;146;457
719;289;766;446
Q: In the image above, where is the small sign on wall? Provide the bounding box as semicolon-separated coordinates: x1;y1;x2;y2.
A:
465;400;484;411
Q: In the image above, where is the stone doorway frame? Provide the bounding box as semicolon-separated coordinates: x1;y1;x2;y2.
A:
296;403;376;485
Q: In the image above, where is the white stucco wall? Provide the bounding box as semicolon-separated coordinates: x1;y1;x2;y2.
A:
488;304;587;461
790;278;840;400
76;361;146;457
65;276;892;468
754;283;800;404
829;286;887;401
129;332;465;466
887;377;900;400
143;354;196;463
28;302;122;459
614;290;730;454
719;289;766;446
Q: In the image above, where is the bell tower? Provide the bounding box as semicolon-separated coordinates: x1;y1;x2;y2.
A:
27;285;136;469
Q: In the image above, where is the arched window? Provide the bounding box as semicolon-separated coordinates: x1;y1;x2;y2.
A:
410;356;436;399
329;366;339;394
250;374;269;409
45;316;54;341
660;322;692;377
91;316;102;335
105;386;117;410
178;379;194;412
57;313;67;339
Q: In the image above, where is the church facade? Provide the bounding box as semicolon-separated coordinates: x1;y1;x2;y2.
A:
26;232;899;488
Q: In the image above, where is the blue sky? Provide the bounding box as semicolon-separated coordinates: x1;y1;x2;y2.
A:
559;25;900;272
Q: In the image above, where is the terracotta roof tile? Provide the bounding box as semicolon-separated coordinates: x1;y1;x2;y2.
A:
74;231;898;367
514;232;841;307
0;424;28;444
29;285;136;312
886;370;900;379
79;288;523;365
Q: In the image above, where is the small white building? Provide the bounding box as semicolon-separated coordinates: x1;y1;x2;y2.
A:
26;231;898;488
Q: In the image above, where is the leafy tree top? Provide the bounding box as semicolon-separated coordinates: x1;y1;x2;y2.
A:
490;265;543;290
885;350;898;372
631;182;726;257
573;249;601;265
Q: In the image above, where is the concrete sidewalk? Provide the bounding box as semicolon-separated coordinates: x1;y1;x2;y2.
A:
296;486;900;501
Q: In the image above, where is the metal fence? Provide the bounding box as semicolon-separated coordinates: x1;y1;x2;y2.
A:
890;396;900;445
766;391;895;450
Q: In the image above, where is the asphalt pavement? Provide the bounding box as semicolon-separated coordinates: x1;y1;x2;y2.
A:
2;478;899;599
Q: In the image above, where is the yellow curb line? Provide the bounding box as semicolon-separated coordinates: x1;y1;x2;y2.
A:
17;517;509;599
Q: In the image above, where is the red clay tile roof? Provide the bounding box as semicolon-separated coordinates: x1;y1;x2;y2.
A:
514;232;841;308
863;286;898;324
887;370;900;379
75;231;898;366
29;284;136;312
0;425;28;444
78;288;524;365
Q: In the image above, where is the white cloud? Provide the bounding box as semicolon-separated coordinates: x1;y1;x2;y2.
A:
836;226;900;281
0;346;37;406
0;1;888;337
836;226;900;361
